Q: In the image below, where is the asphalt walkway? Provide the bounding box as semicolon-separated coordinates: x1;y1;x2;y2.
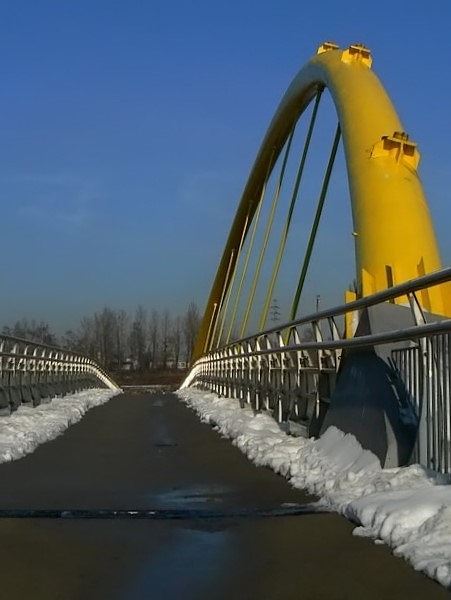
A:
0;391;448;599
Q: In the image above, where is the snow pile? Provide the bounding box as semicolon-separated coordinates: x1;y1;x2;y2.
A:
0;388;121;463
177;387;451;587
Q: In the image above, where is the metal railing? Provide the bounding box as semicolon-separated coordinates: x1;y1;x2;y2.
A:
0;335;119;416
392;334;451;474
184;266;451;474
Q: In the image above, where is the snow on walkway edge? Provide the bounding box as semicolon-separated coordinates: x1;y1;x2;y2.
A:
177;387;451;588
0;388;122;463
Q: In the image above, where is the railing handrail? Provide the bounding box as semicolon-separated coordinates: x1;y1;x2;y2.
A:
0;334;119;391
214;265;451;350
0;333;89;359
201;318;451;364
188;267;451;476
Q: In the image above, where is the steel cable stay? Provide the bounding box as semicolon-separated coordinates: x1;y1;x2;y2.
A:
218;88;337;343
239;123;297;338
214;217;249;349
290;123;342;320
224;150;275;346
259;89;323;331
209;248;235;351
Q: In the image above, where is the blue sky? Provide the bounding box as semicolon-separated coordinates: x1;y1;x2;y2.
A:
1;1;451;333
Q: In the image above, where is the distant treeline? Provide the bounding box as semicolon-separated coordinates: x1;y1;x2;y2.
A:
1;302;201;371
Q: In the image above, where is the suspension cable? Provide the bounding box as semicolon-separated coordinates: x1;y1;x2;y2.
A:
208;250;235;351
290;123;342;320
226;150;276;343
203;303;218;355
259;91;323;331
239;126;296;338
215;214;250;348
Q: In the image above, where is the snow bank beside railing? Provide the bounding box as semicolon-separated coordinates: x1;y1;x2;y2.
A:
0;389;122;463
177;387;451;588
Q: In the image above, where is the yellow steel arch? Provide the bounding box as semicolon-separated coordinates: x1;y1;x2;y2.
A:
193;42;450;361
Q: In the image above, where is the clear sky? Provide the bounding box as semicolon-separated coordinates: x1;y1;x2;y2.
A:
1;0;451;333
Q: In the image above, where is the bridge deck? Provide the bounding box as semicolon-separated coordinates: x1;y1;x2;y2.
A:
0;391;447;599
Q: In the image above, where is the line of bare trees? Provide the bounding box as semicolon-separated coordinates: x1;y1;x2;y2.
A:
1;319;58;346
2;302;201;372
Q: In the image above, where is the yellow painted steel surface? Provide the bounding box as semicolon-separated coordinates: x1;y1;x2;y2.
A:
193;43;450;361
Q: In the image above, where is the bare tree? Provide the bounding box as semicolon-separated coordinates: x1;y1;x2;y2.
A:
2;302;201;374
94;307;117;368
73;316;97;358
129;305;148;370
115;309;129;366
63;308;130;368
160;310;171;368
172;316;182;368
148;309;160;369
183;302;201;364
61;329;78;350
3;319;58;345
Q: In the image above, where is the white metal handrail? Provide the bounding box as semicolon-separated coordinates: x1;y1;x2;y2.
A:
185;266;451;474
0;334;119;415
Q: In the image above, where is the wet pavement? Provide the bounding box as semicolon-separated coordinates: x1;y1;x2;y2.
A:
0;391;448;599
